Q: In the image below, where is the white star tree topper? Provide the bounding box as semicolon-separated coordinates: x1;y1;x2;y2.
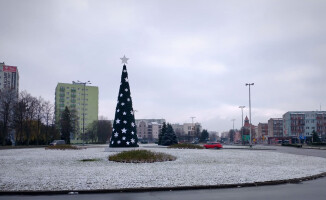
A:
120;55;129;64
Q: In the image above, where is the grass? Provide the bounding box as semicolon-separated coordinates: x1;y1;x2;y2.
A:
79;158;101;162
168;143;204;149
108;149;176;163
45;144;81;150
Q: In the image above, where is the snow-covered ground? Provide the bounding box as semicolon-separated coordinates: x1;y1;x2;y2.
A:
1;146;326;191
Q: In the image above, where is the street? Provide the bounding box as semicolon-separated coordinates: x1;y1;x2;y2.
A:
271;145;326;158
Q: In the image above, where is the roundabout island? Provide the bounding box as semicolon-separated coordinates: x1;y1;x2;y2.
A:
1;144;326;193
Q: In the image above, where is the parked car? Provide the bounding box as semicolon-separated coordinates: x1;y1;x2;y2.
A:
49;140;66;146
203;142;223;149
140;140;148;144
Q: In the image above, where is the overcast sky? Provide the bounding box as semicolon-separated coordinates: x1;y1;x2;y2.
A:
1;0;325;133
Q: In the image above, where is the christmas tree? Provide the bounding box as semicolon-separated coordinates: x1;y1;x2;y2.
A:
109;56;138;148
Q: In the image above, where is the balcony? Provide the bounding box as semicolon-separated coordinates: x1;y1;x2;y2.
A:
71;94;76;98
60;94;65;97
59;88;65;92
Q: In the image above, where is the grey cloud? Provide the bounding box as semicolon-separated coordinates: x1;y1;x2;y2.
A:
1;0;325;132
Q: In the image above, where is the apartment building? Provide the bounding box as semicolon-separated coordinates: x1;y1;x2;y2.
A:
257;123;268;143
0;62;19;94
55;82;98;143
135;119;166;141
283;111;326;140
268;118;283;137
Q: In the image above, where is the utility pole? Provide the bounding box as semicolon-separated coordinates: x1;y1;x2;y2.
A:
245;83;254;146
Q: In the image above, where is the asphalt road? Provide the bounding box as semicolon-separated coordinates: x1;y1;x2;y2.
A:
269;145;326;158
1;146;326;200
2;177;326;200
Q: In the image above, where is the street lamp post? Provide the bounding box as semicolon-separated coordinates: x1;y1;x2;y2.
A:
245;83;254;146
231;119;235;130
73;80;91;145
239;106;245;127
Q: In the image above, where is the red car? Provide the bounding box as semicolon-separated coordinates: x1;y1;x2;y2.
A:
203;142;223;149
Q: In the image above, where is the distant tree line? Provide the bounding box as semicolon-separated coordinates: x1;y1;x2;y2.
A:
83;117;113;144
0;89;59;146
0;89;112;146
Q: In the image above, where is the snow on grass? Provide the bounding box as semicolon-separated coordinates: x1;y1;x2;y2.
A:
1;146;326;191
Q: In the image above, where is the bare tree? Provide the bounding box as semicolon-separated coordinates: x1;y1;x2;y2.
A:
0;89;17;145
97;119;112;144
43;101;54;144
86;116;112;144
35;97;45;145
5;90;59;146
13;91;38;145
25;93;38;145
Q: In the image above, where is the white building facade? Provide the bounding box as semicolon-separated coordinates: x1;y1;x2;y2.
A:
283;111;326;140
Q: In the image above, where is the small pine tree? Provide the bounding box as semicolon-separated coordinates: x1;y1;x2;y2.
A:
199;129;209;143
60;106;72;144
161;123;178;146
312;130;321;143
158;122;167;145
229;129;235;143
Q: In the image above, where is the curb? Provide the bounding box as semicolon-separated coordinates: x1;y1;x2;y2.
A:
1;172;326;196
223;148;277;151
302;147;326;150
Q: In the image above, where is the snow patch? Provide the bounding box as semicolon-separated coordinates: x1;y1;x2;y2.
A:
1;147;326;191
